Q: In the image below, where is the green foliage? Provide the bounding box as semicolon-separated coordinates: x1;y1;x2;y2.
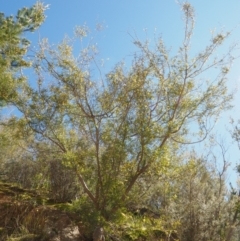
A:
8;2;236;222
0;2;46;105
68;197;106;237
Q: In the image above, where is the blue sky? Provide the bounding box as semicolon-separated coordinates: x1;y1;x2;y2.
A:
2;1;240;63
1;0;240;182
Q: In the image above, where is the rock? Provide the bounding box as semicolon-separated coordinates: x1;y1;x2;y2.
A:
49;236;60;241
60;225;80;241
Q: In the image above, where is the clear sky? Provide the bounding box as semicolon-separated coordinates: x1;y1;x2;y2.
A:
1;1;240;65
1;0;240;182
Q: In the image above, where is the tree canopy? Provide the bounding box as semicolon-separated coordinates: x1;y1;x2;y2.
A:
0;1;46;106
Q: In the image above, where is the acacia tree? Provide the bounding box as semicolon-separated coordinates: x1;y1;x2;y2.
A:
13;3;236;218
0;1;46;106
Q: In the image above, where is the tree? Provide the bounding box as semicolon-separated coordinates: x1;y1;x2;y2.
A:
0;1;46;106
114;147;239;241
165;152;237;241
12;2;236;220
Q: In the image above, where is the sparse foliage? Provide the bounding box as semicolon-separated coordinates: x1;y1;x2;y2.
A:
11;2;235;219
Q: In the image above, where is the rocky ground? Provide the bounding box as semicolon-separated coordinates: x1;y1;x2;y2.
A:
0;181;85;241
